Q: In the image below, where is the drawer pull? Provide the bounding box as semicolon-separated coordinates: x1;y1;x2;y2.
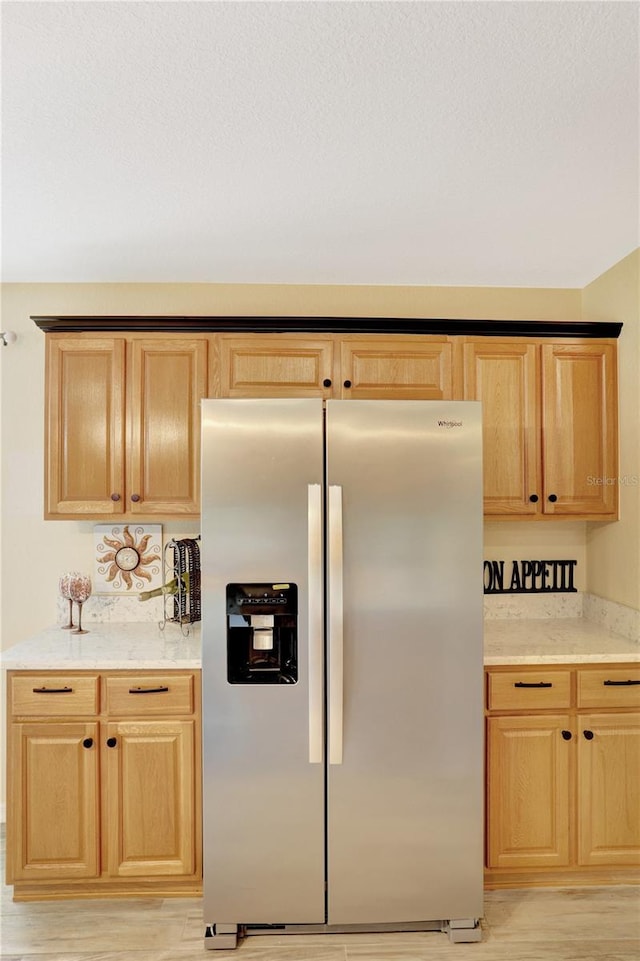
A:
603;679;640;686
32;686;73;694
514;681;553;688
128;685;169;694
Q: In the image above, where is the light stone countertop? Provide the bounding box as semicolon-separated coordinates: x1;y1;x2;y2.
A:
484;618;639;665
0;621;201;670
1;618;638;671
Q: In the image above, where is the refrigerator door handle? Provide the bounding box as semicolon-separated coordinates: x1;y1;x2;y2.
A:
328;484;344;765
308;484;323;764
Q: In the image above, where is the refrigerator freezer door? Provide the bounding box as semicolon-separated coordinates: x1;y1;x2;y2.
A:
326;400;484;925
201;398;325;925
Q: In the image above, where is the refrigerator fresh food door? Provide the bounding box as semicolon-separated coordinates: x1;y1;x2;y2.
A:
326;400;484;924
201;398;325;925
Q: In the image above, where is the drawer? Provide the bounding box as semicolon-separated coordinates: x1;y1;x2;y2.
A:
577;667;640;709
487;670;572;711
10;674;99;716
104;674;194;716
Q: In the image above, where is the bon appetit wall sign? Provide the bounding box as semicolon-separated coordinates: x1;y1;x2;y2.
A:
484;559;577;594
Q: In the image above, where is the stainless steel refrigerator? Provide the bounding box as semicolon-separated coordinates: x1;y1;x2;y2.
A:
201;398;484;950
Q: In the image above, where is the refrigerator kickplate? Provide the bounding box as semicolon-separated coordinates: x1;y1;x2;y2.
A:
204;919;483;949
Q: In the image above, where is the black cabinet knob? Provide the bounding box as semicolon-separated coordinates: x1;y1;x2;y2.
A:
583;730;594;740
130;494;141;503
548;494;558;503
561;730;572;741
322;378;332;388
106;737;117;748
82;737;94;749
529;494;539;503
343;380;352;389
110;493;121;502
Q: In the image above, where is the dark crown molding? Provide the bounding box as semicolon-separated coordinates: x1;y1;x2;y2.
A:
31;315;623;338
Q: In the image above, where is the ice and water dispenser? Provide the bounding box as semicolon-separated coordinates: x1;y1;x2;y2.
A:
226;583;298;684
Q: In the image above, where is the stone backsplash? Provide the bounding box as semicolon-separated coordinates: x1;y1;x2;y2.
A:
483;592;583;620
485;591;639;642
59;590;640;643
57;592;166;625
582;593;640;643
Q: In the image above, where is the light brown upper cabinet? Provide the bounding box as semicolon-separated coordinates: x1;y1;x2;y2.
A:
541;343;618;517
462;339;618;519
43;325;619;522
211;334;335;397
211;333;454;401
126;338;207;515
45;334;207;519
336;335;454;399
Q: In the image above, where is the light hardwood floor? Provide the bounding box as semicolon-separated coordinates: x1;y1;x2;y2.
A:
2;831;638;960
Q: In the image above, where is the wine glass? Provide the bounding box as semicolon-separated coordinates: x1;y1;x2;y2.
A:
58;573;75;629
69;573;92;635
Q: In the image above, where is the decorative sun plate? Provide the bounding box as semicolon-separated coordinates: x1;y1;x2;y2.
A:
94;524;162;593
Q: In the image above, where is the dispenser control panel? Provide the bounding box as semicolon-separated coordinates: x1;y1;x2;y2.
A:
226;583;298;685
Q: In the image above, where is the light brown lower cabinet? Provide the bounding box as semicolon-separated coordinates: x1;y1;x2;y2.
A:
6;670;202;900
9;720;101;882
485;664;640;887
577;712;640;866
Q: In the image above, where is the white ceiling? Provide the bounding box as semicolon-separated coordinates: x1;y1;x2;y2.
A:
2;1;638;288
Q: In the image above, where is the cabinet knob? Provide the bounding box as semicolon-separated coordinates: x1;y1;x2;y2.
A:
529;494;539;503
343;380;352;389
130;494;141;503
82;737;94;749
548;494;558;503
583;730;594;741
106;736;117;748
561;730;572;741
323;378;332;388
110;493;121;502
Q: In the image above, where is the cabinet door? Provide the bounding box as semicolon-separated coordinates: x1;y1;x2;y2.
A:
338;336;453;399
463;341;540;515
578;713;640;865
542;343;618;516
45;337;125;517
104;720;196;877
8;722;100;881
127;338;207;515
213;335;334;397
486;715;572;869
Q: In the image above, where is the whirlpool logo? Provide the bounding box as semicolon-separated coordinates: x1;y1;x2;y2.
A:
437;419;463;428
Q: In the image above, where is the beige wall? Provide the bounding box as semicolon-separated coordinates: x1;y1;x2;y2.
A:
3;281;581;321
582;249;640;609
1;274;635;658
483;521;587;592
